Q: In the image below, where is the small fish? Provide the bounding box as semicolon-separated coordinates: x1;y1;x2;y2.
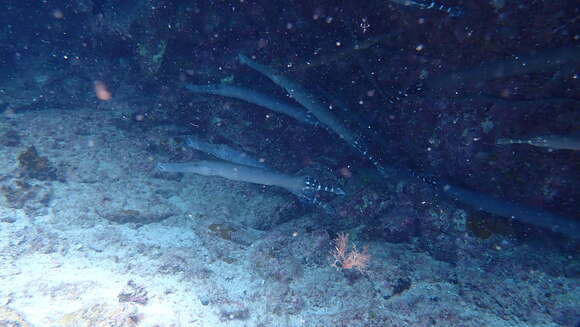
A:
496;135;580;151
388;0;464;16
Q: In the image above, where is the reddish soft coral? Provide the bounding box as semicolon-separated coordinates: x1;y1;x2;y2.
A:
330;233;371;273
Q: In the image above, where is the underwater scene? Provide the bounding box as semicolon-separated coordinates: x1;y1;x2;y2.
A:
0;0;579;326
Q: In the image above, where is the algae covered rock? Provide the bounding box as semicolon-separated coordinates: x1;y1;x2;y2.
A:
17;146;59;181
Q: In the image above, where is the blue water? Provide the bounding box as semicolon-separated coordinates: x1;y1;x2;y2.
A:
0;1;578;326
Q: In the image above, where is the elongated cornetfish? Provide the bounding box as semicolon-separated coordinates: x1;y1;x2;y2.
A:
497;135;580;151
157;160;345;203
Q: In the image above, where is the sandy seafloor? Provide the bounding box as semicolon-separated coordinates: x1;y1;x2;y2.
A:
0;104;578;327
